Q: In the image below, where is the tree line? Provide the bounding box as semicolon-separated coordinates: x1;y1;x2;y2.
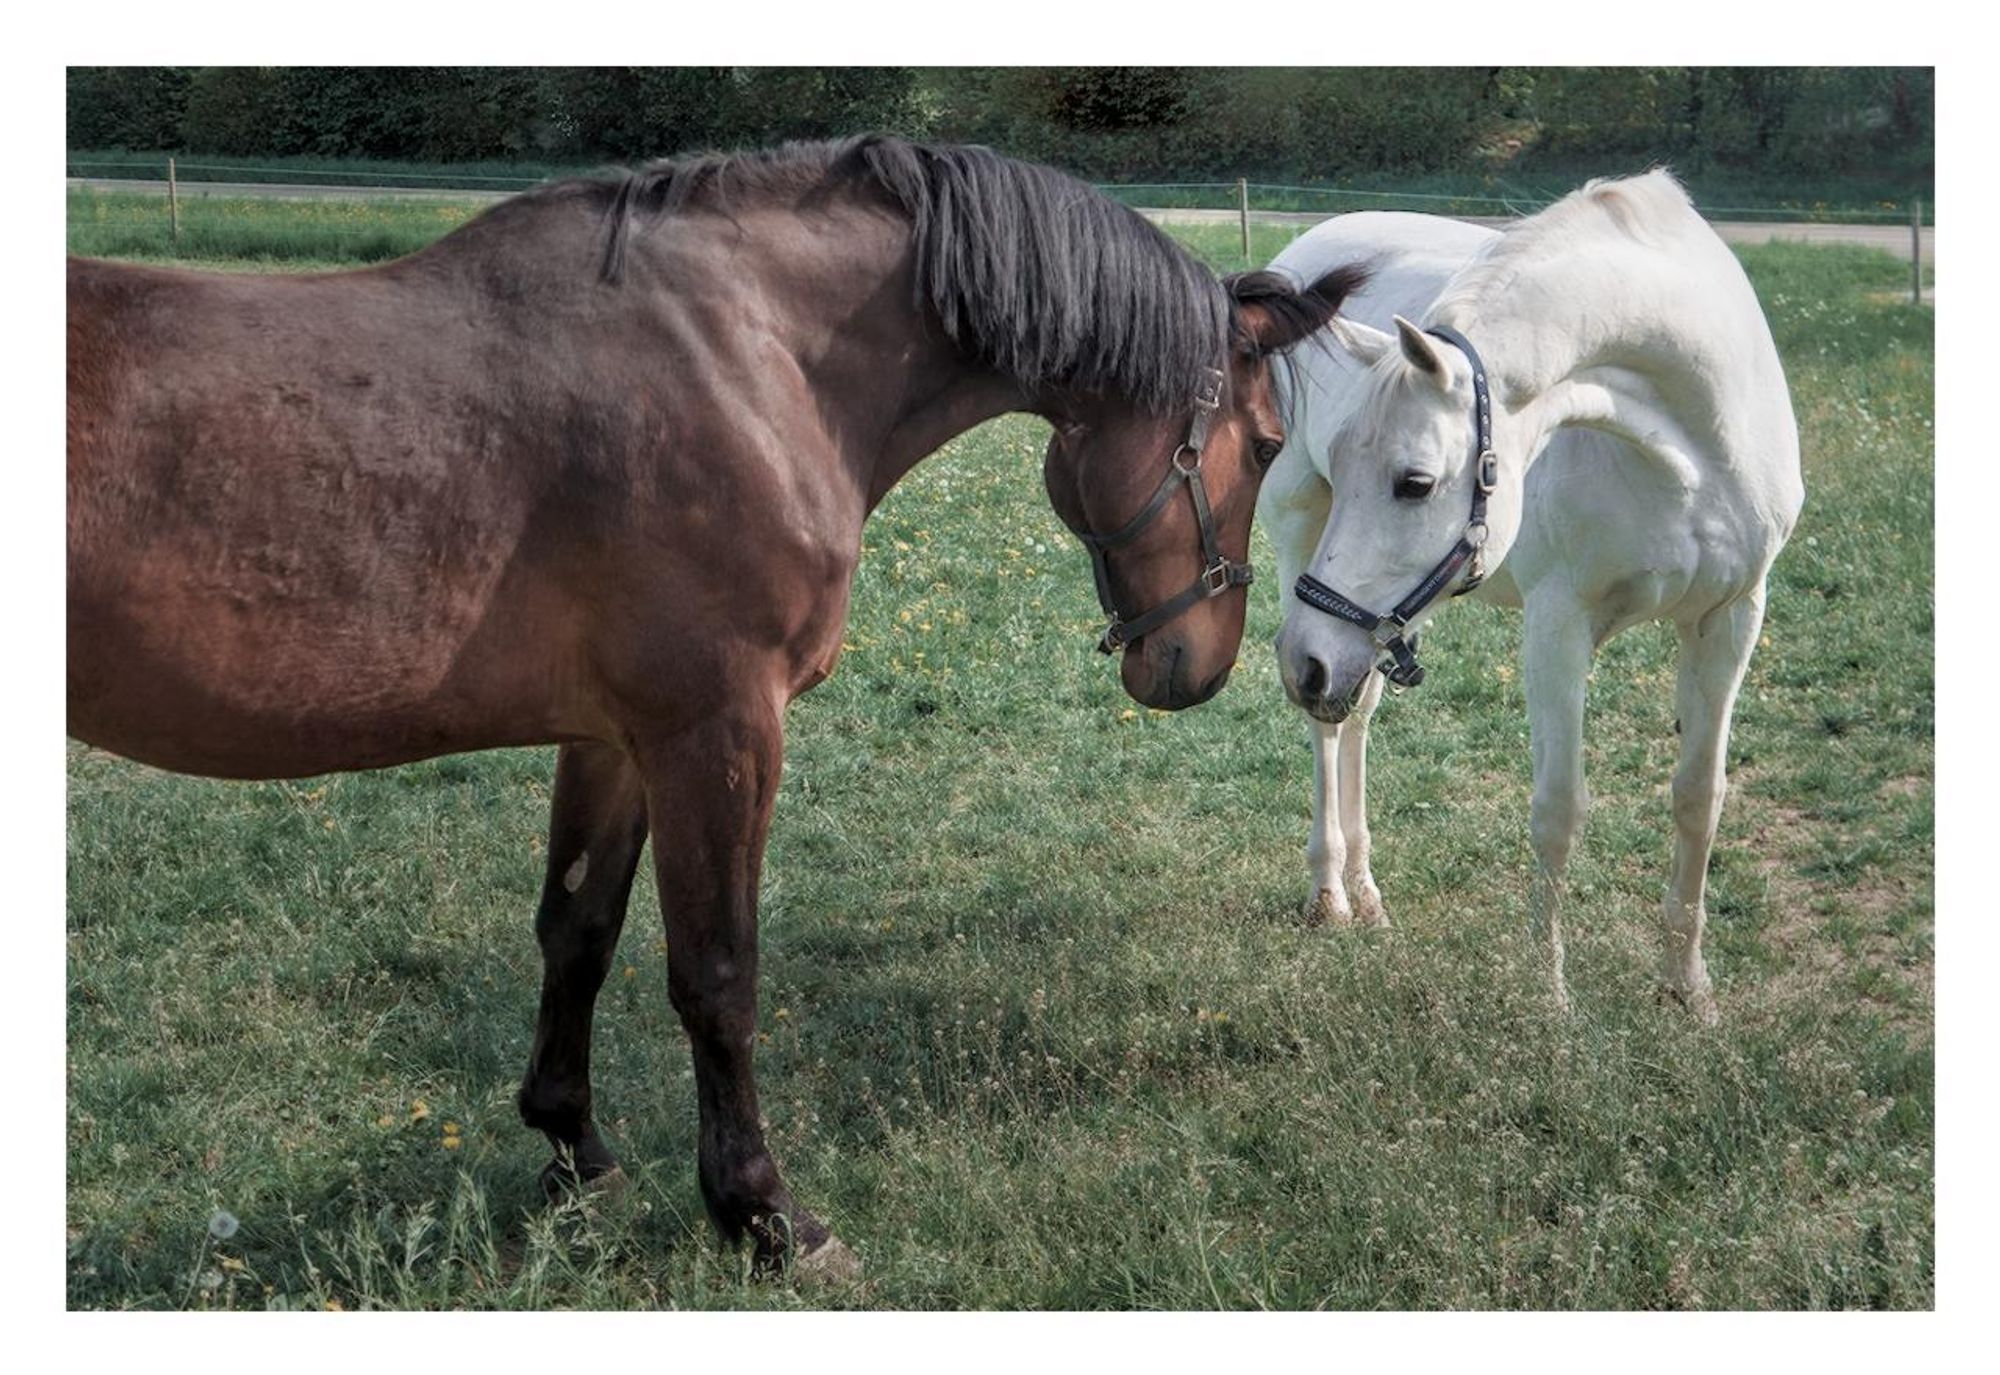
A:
67;67;1932;184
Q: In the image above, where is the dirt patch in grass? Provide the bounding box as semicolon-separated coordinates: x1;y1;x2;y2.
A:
1735;786;1931;1033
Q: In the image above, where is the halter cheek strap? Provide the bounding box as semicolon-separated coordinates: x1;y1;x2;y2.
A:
1292;325;1496;689
1079;366;1255;654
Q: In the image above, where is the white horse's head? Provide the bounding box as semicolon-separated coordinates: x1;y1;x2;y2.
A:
1276;314;1527;722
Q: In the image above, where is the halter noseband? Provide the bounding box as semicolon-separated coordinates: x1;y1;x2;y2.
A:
1292;325;1495;688
1079;365;1255;654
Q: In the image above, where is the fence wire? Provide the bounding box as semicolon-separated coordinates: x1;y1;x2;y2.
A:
68;161;1928;227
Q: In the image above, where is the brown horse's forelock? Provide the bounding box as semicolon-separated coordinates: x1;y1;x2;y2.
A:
574;135;1236;416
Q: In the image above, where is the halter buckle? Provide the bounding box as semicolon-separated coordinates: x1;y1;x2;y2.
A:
1172;444;1203;477
1193;367;1224;412
1097;618;1126;654
1476;450;1498;493
1202;558;1232;596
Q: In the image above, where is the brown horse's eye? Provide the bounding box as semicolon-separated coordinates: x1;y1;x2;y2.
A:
1254;440;1282;468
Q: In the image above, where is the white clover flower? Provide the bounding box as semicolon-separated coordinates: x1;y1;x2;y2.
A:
208;1209;240;1240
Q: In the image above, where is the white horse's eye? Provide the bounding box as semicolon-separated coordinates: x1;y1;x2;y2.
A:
1393;473;1437;501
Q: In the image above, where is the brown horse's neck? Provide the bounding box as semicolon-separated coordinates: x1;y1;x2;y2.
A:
860;362;1033;510
606;187;1038;514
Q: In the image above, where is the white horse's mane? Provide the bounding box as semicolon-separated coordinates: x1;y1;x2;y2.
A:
1429;169;1700;324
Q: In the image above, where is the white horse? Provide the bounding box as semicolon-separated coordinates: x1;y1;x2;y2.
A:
1260;173;1803;1020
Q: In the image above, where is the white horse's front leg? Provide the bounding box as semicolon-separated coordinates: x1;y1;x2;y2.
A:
1337;671;1388;927
1260;448;1355;926
1661;588;1765;1024
1306;715;1354;926
1522;596;1595;1012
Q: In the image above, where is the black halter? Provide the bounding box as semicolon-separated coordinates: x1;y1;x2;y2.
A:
1292;325;1496;689
1079;365;1255;654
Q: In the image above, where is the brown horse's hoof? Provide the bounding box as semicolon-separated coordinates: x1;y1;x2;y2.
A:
539;1158;628;1203
791;1232;863;1286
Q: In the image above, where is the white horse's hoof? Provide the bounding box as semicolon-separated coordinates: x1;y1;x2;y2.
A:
1304;887;1353;928
1353;886;1390;929
1661;982;1721;1026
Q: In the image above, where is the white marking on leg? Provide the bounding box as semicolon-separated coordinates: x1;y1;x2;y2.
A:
563;852;589;893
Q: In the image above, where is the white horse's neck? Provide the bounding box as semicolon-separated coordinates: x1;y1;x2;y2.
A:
1429;188;1746;491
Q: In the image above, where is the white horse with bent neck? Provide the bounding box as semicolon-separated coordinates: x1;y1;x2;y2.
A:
1261;171;1803;1021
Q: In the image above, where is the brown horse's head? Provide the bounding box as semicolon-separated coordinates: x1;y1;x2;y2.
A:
1043;266;1367;710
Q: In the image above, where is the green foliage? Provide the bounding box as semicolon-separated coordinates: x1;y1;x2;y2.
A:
68;66;193;150
1517;67;1932;180
64;230;1932;1309
68;66;1932;188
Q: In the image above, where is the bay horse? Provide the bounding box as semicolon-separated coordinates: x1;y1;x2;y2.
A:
67;136;1362;1276
1261;173;1801;1021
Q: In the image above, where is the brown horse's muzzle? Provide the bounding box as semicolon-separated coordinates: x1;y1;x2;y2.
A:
1119;624;1238;710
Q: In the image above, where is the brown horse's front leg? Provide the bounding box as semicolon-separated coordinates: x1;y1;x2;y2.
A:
517;741;651;1194
637;708;855;1279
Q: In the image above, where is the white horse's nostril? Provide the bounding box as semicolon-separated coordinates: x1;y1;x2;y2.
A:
1298;654;1331;702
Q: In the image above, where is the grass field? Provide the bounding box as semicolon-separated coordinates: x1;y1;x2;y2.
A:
63;186;1316;274
64;204;1933;1308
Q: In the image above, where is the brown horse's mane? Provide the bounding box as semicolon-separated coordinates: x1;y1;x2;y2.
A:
524;135;1239;416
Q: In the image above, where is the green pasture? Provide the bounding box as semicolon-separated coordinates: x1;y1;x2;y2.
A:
64;187;1310;273
65;204;1932;1308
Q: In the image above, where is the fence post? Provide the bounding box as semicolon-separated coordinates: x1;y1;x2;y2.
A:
168;156;180;251
1911;197;1923;305
1238;177;1251;266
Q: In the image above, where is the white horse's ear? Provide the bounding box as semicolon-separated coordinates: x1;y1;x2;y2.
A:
1392;315;1449;381
1329;317;1395;365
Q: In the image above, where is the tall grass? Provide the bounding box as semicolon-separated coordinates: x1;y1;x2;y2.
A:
63;218;1931;1308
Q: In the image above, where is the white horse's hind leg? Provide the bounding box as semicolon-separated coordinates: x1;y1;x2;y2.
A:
1338;672;1388;927
1661;589;1766;1024
1523;597;1595;1012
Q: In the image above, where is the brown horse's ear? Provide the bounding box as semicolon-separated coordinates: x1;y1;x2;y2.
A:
1226;262;1372;355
